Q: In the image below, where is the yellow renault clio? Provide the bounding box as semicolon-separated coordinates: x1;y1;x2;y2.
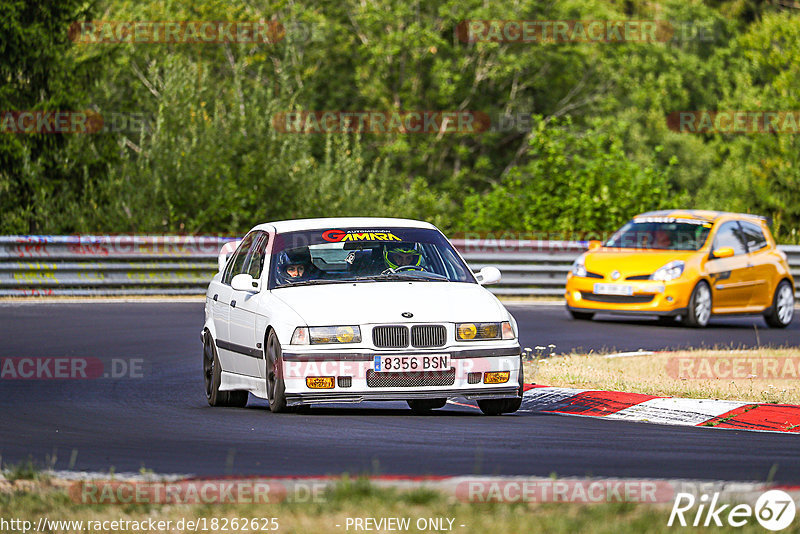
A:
565;210;795;327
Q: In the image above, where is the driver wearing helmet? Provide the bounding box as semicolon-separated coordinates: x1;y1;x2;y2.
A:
383;243;424;272
277;247;312;284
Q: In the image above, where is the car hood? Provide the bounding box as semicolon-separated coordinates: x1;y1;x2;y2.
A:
585;249;698;278
271;282;507;325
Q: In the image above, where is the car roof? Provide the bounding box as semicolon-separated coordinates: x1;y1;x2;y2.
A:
250;217;438;234
635;210;767;224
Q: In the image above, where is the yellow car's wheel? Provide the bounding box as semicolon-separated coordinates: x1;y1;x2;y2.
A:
764;280;794;328
684;281;712;328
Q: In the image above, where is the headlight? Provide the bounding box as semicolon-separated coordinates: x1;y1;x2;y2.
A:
312;325;361;344
651;260;685;282
457;322;513;341
291;326;362;345
571;255;587;277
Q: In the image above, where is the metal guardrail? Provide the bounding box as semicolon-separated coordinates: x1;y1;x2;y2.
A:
1;236;798;298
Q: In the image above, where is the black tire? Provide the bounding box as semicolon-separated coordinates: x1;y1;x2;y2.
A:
568;308;595;321
684;281;712;328
265;329;290;413
764;280;795;328
477;359;524;416
407;399;447;413
204;332;248;407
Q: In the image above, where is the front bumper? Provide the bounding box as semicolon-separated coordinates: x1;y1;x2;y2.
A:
565;275;695;315
280;345;522;406
286;386;519;406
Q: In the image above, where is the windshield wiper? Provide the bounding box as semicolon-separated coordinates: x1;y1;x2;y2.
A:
279;279;356;288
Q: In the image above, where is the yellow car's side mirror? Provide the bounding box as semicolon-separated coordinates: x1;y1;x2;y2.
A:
711;246;735;259
588;240;603;251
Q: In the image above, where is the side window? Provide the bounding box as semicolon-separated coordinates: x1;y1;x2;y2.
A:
739;221;768;252
712;222;748;256
244;232;270;279
222;232;258;285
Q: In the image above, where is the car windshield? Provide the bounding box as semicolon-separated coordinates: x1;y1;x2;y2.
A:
268;227;475;289
605;218;713;251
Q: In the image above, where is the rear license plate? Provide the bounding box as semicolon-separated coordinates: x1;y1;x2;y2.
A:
594;283;634;296
373;354;450;372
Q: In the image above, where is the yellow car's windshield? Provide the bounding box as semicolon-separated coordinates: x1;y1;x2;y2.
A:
605;218;712;251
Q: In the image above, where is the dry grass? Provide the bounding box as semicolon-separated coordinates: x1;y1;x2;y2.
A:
526;348;800;404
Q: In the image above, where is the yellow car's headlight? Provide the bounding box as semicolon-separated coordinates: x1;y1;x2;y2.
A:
456;321;514;341
292;326;362;345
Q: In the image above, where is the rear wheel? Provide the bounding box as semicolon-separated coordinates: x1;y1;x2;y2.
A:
764;280;795;328
407;399;447;413
684;281;712;328
204;333;248;407
568;308;595;321
265;329;290;413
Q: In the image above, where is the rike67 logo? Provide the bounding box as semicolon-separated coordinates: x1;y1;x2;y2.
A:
668;490;796;531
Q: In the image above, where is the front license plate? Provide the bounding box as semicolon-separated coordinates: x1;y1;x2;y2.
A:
594;283;634;296
373;354;450;372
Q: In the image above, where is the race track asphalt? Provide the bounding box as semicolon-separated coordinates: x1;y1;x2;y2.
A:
0;302;798;482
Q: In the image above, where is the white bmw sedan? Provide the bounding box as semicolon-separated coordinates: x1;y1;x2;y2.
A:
202;218;523;415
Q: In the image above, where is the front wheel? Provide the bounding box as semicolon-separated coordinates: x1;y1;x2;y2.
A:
684;281;712;328
477;361;524;416
764;280;795;328
204;333;248;407
265;330;290;413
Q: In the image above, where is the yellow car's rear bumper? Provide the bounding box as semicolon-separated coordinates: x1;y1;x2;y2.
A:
565;275;696;316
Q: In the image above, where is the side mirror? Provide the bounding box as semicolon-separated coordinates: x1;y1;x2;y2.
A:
231;273;260;292
588;240;602;251
475;266;502;286
218;240;241;272
711;247;734;259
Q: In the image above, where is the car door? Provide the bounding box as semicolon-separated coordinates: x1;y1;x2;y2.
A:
215;232;259;373
706;221;753;311
740;220;774;309
228;231;269;377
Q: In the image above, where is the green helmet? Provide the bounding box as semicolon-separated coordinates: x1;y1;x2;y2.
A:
383;243;422;270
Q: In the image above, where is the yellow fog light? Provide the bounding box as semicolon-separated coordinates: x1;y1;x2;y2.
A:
457;323;477;340
306;377;335;389
484;371;510;384
336;326;355;343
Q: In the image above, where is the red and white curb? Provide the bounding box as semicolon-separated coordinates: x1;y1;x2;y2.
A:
518;385;800;433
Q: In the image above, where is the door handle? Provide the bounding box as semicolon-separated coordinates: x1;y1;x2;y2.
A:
213;294;218;301
231;300;236;308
